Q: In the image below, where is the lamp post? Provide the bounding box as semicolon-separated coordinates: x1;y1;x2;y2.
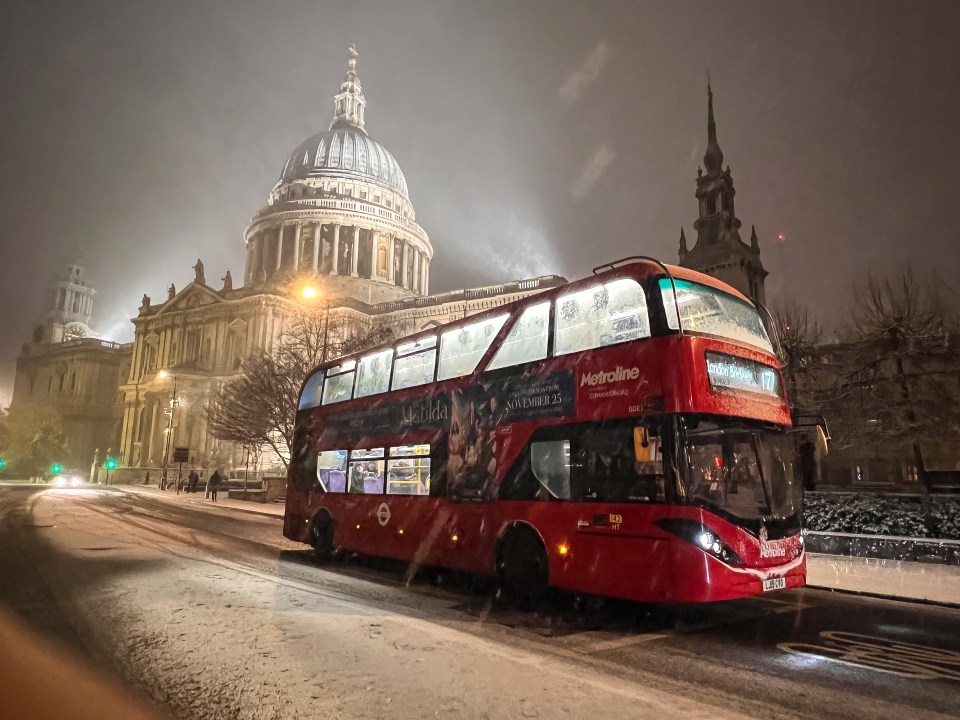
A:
301;285;331;362
159;370;179;490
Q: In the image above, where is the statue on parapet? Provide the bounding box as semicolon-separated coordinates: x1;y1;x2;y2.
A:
193;258;205;285
221;270;233;292
140;294;151;312
168;283;176;300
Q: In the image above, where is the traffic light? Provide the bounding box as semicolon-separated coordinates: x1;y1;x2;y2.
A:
50;463;63;475
0;458;5;469
104;458;117;470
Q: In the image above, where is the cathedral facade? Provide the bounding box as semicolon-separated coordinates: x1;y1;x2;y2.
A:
10;262;131;468
115;48;563;474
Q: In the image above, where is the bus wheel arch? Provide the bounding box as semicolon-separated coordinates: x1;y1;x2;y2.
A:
310;509;336;561
495;521;550;607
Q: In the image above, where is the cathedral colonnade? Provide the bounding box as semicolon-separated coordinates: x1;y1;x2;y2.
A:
244;220;430;295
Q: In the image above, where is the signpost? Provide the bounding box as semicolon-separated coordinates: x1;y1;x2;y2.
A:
173;447;189;494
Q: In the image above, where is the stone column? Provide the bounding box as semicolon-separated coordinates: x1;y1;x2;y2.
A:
145;400;159;466
402;243;410;289
388;235;396;284
423;259;429;295
331;225;340;275
275;225;284;270
312;223;321;272
260;233;269;279
292;223;302;272
351;226;360;276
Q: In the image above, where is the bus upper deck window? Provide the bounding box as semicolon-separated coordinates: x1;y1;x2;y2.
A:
391;336;437;390
554;278;649;356
355;348;394;398
659;278;773;354
298;371;325;410
438;314;508;380
322;360;356;405
486;302;549;371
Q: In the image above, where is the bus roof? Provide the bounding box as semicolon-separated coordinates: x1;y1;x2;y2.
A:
663;263;754;305
316;258;757;372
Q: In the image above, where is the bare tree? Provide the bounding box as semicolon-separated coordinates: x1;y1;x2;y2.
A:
770;302;822;407
0;403;68;475
208;307;394;469
827;268;960;490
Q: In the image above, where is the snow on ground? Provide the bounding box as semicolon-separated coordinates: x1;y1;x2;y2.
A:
22;490;761;720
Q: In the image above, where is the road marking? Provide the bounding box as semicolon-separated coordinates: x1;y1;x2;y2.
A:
779;630;960;681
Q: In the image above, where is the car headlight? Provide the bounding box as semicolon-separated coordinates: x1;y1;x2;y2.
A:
70;477;82;487
54;477;68;487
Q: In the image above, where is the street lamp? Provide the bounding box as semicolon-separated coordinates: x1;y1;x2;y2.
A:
158;370;179;490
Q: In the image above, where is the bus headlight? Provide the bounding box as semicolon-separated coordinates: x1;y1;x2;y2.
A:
656;518;743;566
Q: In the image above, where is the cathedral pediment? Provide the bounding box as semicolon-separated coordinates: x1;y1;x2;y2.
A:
156;283;224;315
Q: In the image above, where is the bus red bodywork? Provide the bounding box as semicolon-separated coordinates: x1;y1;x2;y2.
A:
284;260;804;603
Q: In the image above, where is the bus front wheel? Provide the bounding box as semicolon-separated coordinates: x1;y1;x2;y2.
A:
311;511;335;561
496;526;549;608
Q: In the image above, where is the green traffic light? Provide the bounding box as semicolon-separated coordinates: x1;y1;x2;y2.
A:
50;463;63;475
0;458;5;469
105;459;117;470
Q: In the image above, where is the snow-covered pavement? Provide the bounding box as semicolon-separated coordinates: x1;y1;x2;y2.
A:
4;488;760;719
3;485;959;720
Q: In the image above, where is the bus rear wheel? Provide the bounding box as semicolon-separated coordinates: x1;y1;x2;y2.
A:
310;511;335;561
496;526;549;608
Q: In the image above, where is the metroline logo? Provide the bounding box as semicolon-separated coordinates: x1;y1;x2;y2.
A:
580;366;641;387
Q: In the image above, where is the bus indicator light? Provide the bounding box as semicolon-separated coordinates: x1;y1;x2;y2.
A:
558;544;570;556
451;534;458;542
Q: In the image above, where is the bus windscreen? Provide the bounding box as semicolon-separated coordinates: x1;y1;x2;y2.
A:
659;278;773;354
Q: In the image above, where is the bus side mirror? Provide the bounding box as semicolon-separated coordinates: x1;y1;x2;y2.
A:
634;427;650;461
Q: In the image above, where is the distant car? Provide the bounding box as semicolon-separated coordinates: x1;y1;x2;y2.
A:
53;475;84;488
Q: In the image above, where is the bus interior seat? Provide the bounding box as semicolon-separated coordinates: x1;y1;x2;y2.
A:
328;470;346;493
363;475;383;494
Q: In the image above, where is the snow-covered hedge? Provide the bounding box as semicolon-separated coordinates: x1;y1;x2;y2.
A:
803;493;960;540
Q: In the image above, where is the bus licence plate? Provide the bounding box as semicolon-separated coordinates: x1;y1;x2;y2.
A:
762;577;786;592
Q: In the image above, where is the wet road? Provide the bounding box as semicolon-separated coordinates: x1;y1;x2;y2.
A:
1;485;958;719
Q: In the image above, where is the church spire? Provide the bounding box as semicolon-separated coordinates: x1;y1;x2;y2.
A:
330;44;367;133
703;82;724;173
678;227;688;262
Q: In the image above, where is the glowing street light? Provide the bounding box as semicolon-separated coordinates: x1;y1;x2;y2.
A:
158;370;179;490
299;285;331;362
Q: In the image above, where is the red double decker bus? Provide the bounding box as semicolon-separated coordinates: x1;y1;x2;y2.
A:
284;258;805;603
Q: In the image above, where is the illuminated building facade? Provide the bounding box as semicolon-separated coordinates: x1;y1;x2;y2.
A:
10;261;131;468
115;48;562;473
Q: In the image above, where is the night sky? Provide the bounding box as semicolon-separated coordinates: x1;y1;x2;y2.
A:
2;0;959;404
